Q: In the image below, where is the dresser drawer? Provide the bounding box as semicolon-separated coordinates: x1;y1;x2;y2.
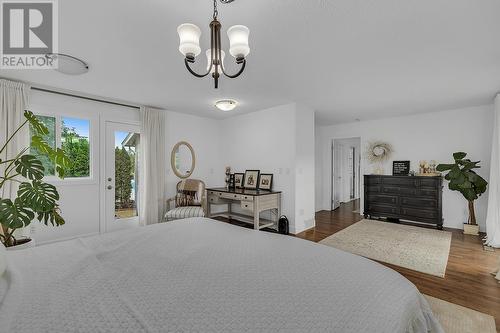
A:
381;186;417;195
401;197;438;208
416;188;438;198
382;177;417;187
241;200;253;211
418;177;441;188
367;194;398;205
366;185;381;193
368;204;399;215
401;207;438;219
365;176;382;185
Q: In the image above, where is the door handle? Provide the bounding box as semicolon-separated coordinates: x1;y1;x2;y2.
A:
107;185;113;190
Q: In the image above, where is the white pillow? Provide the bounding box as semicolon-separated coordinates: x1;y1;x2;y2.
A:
0;241;6;276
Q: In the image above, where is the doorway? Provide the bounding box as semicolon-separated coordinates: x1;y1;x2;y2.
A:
104;121;141;232
331;137;361;211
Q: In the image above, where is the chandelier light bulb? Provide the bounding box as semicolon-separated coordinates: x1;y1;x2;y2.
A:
177;23;202;57
206;49;226;73
227;25;250;58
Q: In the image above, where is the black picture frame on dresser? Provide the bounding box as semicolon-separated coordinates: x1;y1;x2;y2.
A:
364;175;443;230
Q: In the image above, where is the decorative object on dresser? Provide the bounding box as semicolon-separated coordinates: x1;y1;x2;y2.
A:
206;187;281;230
228;174;235;188
171;141;195;179
243;170;260;189
418;160;440;176
365;141;393;175
258;173;273;191
364;175;443;229
164;179;206;221
234;173;244;188
437;152;488;235
393;161;410;176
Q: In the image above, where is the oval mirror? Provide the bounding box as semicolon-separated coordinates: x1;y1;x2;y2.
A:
171;141;195;178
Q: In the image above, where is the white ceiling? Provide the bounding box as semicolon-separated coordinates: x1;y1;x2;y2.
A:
2;0;500;124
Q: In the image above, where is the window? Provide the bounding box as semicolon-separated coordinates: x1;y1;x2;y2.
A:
29;115;91;178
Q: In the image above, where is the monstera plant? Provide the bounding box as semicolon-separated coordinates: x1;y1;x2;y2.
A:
0;111;70;247
437;152;488;226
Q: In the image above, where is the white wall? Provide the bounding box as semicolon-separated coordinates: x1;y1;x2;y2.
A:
220;104;297;229
294;104;316;232
164;111;224;199
316;104;494;231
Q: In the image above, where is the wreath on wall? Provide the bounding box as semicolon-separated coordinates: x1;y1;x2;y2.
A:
365;141;393;164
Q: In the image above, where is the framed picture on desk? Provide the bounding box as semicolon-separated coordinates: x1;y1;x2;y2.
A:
259;174;273;191
243;170;260;189
234;173;244;188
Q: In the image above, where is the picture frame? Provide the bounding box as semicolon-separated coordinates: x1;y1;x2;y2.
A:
228;174;235;188
243;170;260;189
393;161;410;176
234;173;245;188
258;173;273;191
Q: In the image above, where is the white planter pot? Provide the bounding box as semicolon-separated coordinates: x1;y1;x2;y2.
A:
6;238;35;251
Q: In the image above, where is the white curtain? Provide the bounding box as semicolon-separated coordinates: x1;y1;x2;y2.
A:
139;107;166;226
485;94;500;249
0;79;30;200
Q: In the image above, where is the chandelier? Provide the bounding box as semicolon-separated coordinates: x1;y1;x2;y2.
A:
177;0;250;89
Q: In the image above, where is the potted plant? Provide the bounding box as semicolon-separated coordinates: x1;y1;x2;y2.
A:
0;111;70;248
437;152;488;235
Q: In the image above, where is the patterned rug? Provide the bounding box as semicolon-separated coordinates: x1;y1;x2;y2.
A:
425;295;496;333
319;219;452;277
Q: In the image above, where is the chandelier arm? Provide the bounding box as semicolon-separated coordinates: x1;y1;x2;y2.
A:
184;58;211;78
220;58;246;78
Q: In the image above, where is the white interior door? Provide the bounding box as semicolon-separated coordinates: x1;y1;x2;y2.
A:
332;141;342;210
105;121;141;232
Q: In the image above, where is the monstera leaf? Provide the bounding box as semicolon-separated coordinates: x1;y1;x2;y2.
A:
0;198;35;229
37;206;65;227
17;180;59;212
53;148;71;178
24;110;49;135
31;135;55;155
14;155;45;180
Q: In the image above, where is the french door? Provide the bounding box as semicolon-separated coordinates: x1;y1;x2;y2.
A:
104;121;141;232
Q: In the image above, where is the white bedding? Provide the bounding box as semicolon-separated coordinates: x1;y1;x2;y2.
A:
0;218;443;333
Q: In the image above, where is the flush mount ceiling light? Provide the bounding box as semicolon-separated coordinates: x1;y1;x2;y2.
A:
45;53;89;75
215;99;238;111
177;0;250;89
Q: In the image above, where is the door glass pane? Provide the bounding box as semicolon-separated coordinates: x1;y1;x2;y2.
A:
61;117;90;177
29;115;56;176
114;131;140;220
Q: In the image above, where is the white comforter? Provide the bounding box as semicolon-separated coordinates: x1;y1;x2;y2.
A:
0;218;443;333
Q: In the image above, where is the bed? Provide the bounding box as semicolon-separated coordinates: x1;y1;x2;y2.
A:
0;218;443;332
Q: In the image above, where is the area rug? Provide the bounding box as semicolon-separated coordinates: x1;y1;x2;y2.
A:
319;219;452;277
424;295;497;333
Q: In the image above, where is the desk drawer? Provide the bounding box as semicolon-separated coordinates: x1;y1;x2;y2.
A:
208;195;220;204
241;200;253;211
221;192;242;200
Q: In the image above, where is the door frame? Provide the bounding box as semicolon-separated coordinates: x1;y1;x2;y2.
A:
99;119;141;234
330;137;362;211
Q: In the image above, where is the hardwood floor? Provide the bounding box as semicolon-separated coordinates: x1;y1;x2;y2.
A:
296;199;500;332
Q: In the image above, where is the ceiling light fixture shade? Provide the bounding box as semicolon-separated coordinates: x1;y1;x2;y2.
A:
215;99;238;111
206;49;225;74
227;25;250;58
177;23;202;57
177;0;249;89
46;53;89;75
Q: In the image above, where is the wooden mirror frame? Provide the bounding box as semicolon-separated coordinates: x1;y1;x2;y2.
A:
171;141;196;179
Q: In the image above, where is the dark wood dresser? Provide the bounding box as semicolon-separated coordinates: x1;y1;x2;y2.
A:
364;175;443;229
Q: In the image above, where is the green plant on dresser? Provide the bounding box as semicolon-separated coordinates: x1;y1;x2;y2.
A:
437;152;488;230
0;111;71;247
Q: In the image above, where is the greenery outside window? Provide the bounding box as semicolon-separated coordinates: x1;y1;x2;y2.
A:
29;114;91;179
